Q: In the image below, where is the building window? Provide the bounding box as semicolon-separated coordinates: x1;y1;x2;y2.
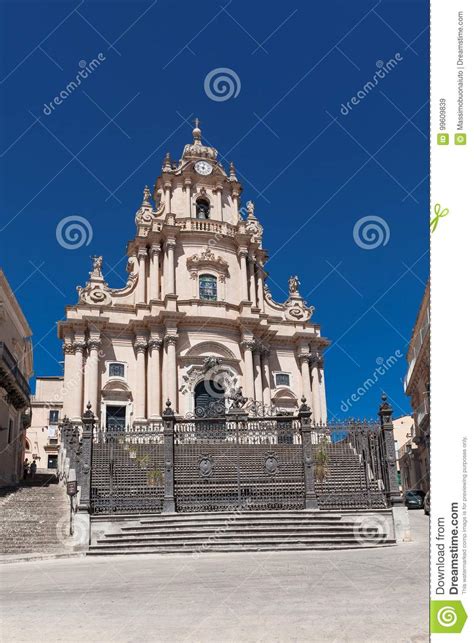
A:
199;274;217;301
274;372;291;387
49;410;59;425
109;362;125;378
196;198;210;219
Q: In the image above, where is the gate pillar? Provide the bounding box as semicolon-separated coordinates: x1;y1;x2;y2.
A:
378;393;403;506
76;403;94;512
298;398;319;510
162;399;176;513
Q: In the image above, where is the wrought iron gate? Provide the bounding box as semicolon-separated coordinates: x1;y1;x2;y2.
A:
174;415;305;512
62;395;399;516
90;423;165;514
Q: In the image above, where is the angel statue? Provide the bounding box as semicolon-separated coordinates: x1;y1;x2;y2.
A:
288;275;300;294
92;255;103;275
246;200;255;218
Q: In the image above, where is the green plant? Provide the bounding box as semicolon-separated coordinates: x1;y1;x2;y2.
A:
314;445;330;482
147;469;163;487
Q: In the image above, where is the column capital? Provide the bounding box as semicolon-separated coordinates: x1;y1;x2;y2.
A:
238;247;248;258
150;244;161;256
298;352;311;364
87;338;101;352
63;340;74;355
134;338;148;354
73;340;86;353
149;338;163;352
164;334;178;347
240;338;256;352
166;238;177;249
137;246;148;258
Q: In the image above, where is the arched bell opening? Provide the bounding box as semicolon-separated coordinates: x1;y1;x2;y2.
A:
195;197;210;219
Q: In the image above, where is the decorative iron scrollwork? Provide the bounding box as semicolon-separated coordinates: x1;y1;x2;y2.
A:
198;455;215;478
264;452;279;476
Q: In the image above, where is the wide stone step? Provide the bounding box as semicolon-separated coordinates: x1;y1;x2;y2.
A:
88;541;396;555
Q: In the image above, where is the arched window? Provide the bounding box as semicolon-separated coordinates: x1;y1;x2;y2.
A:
196;198;210;219
199;274;217;301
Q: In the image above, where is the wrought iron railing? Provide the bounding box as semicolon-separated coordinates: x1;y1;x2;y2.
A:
60;395;402;516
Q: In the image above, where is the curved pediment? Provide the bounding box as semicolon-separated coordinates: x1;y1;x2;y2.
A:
185;342;236;360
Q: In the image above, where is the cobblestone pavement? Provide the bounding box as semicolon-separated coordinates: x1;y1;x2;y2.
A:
0;511;428;642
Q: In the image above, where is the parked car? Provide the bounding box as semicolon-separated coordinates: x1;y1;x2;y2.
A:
424;491;430;515
404;489;425;509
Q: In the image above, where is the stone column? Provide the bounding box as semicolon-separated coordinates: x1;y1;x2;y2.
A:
184;179;192;218
261;348;272;407
319;360;327;424
148;338;162;418
299;353;312;406
62;338;76;419
248;256;257;306
71;338;86;420
164;181;172;214
150;244;161;301
241;339;255;400
134;336;148;420
164;334;178;411
310;354;323;425
165;239;176;296
256;264;265;311
137;247;147;304
238;248;249;302
253;349;263;403
86;336;101;417
215;185;223;220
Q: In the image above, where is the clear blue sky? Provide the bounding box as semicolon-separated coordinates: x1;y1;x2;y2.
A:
0;0;429;421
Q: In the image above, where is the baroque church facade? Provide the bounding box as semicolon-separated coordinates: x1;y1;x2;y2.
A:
58;122;329;427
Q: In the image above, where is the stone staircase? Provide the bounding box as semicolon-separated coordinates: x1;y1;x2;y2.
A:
316;443;386;510
0;474;71;556
88;510;396;555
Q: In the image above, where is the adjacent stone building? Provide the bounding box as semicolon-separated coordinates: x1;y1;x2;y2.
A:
26;376;63;472
58;121;330;426
0;269;33;487
402;281;430;492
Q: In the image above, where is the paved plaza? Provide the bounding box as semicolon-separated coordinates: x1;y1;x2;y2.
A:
0;511;428;642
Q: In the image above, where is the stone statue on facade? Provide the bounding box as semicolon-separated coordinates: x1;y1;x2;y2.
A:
288;275;300;295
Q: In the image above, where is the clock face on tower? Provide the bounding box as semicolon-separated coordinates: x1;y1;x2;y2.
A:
194;160;213;176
